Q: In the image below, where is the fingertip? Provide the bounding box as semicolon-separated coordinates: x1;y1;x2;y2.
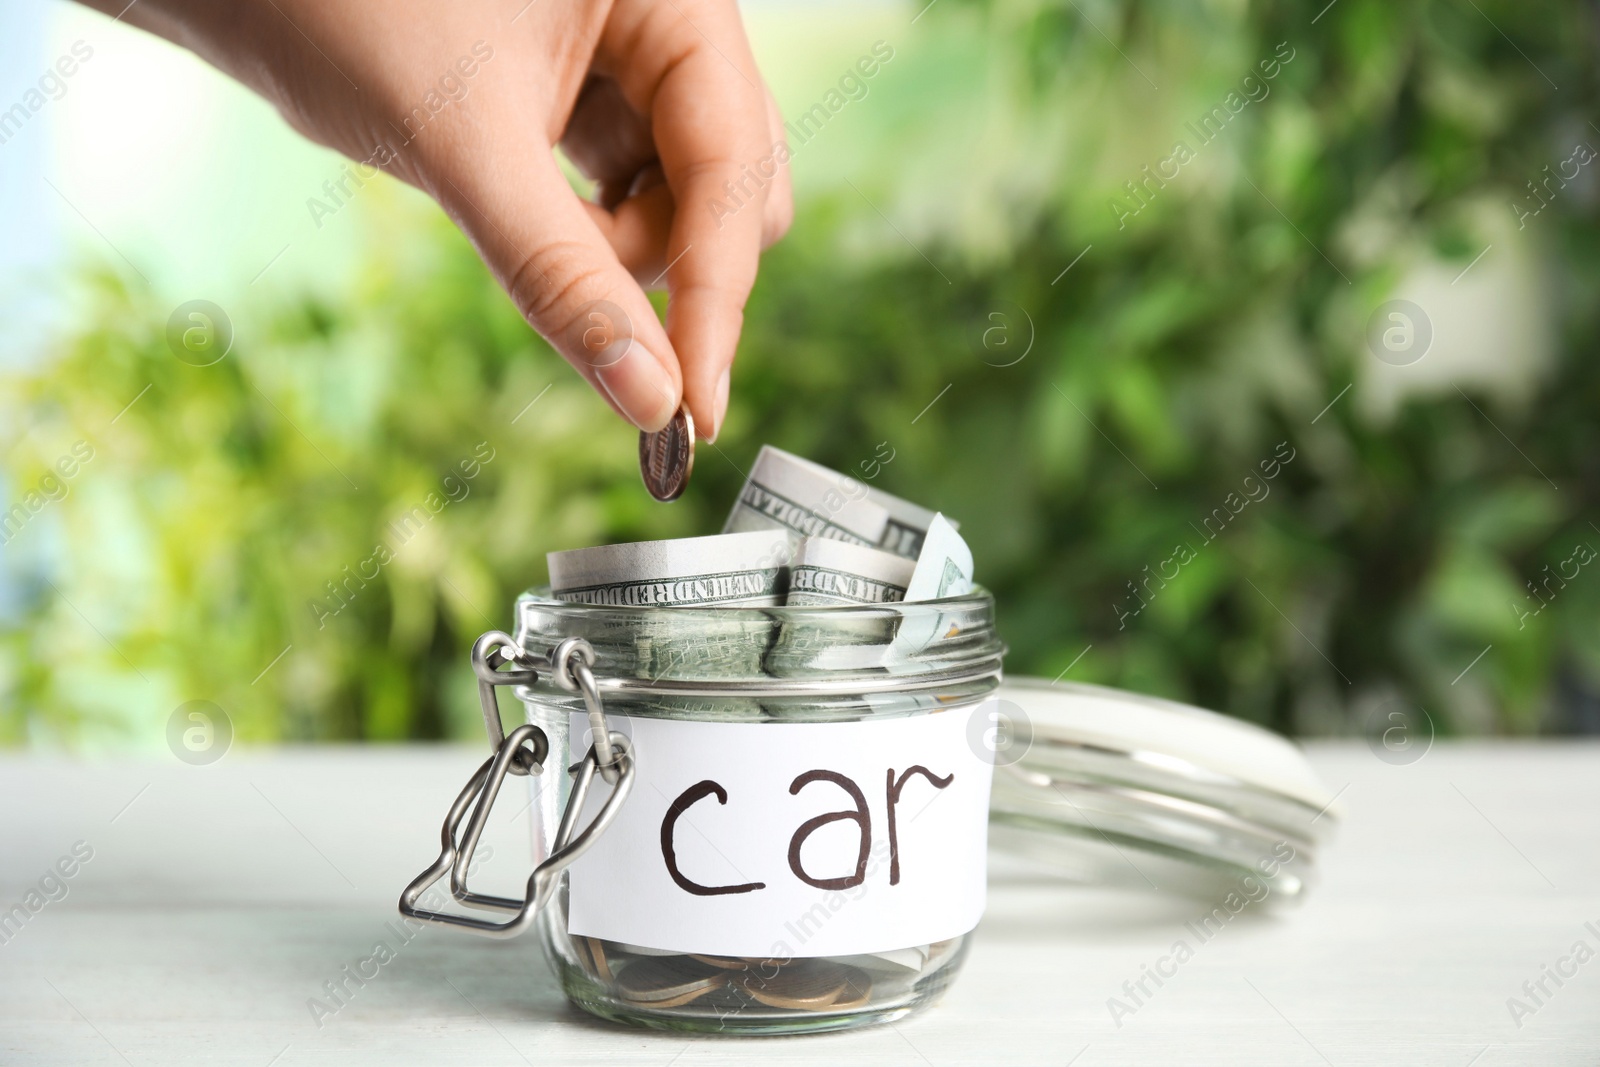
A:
594;342;679;433
688;389;717;441
672;312;734;443
712;365;731;442
763;188;794;249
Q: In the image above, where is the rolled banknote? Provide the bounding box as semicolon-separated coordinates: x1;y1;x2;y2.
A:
723;445;890;547
784;450;947;559
547;530;794;607
767;523;971;677
547;530;796;688
728;446;950;559
765;538;910;678
786;538;915;607
903;514;974;602
886;514;976;666
871;494;944;559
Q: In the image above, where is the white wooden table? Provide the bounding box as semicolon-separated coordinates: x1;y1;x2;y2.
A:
2;743;1596;1066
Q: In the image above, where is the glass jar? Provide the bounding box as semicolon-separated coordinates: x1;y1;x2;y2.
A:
504;589;1003;1035
399;589;1340;1036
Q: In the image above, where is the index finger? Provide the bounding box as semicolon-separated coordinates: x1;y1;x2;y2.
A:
603;0;776;441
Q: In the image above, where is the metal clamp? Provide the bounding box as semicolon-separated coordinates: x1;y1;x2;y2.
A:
472;632;626;783
550;636;621;784
397;723;635;938
471;631;542;776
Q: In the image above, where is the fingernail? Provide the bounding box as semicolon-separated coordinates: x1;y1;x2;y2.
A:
711;367;731;443
595;343;677;432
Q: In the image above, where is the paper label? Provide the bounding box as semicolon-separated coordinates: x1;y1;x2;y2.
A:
566;708;993;958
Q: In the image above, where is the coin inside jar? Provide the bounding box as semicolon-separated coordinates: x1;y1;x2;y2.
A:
825;966;873;1010
639;405;695;502
687;954;753;970
737;959;851;1011
573;936;613;981
615;956;726;1008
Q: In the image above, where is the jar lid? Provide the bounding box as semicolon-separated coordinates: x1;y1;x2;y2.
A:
988;677;1340;903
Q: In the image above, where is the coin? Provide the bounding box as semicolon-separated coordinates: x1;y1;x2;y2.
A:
737;959;850;1011
639;405;694;502
615;956;725;1007
571;935;598;977
574;936;613;981
826;966;873;1010
688;954;752;970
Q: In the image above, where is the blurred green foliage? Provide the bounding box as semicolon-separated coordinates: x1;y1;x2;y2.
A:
5;0;1599;746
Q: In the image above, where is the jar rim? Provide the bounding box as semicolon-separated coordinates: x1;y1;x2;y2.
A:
514;585;995;619
510;586;1003;696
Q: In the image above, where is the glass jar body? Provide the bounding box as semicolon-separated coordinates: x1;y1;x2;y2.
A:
511;591;1001;1035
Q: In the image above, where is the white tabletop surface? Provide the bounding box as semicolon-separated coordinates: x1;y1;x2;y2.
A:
2;741;1597;1066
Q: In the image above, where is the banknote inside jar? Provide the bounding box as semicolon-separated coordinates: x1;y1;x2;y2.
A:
545;445;976;687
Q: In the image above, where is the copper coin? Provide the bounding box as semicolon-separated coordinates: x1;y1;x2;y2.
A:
688;954;752;970
827;966;873;1010
571;935;598;977
615;956;725;1006
639;405;694;502
737;959;850;1011
584;937;614;980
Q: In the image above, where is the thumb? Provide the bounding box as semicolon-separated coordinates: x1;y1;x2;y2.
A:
433;145;682;432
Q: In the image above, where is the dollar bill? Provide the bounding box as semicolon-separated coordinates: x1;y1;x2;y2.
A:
723;445;890;547
546;457;974;692
874;505;942;558
886;514;975;666
860;484;944;560
548;530;795;607
903;514;973;602
785;538;915;607
732;444;947;559
764;538;907;677
766;525;972;678
778;448;946;558
547;531;797;688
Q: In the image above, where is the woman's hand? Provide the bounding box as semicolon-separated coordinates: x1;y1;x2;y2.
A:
88;0;792;439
